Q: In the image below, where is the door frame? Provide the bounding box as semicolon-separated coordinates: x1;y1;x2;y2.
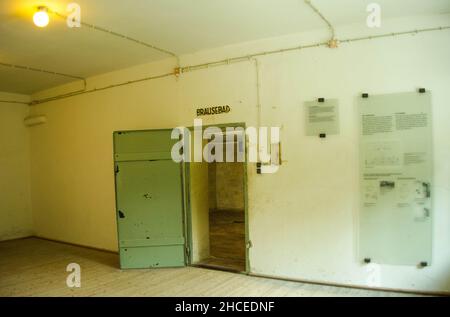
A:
113;128;189;268
184;122;250;273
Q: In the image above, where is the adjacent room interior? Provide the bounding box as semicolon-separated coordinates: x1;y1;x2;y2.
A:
192;126;247;272
1;0;450;297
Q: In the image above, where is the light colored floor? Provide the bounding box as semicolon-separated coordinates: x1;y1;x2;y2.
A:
0;238;416;297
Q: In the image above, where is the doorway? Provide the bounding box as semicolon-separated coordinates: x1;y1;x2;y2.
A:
187;124;248;273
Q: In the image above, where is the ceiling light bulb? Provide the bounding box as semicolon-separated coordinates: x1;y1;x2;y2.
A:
33;7;49;28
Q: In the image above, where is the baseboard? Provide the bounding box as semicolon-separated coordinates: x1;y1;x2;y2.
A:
33;235;119;254
0;235;34;243
249;272;450;297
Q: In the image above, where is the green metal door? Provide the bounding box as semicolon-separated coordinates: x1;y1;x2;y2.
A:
114;130;185;269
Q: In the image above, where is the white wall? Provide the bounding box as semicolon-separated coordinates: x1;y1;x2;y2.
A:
0;92;33;241
29;15;450;292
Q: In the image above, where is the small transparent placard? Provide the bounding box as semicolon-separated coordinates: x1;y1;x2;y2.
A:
304;99;340;136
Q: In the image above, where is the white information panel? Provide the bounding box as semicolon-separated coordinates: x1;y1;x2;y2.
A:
359;92;433;266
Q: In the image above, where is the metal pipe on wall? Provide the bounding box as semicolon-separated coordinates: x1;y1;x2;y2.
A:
253;58;262;129
304;0;336;43
0;61;85;81
28;25;450;106
48;9;179;61
0;99;30;105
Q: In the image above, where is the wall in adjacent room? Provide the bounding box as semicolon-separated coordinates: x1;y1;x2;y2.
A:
214;162;245;211
29;14;450;292
0;92;33;241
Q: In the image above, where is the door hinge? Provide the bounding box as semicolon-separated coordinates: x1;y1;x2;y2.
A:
115;165;119;174
185;245;190;258
246;240;253;249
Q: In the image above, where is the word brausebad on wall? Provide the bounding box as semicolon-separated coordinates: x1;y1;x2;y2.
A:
358;91;433;267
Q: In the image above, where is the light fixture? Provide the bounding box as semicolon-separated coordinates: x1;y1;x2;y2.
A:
33;6;49;28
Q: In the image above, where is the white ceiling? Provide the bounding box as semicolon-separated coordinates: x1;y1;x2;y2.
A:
1;0;449;94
